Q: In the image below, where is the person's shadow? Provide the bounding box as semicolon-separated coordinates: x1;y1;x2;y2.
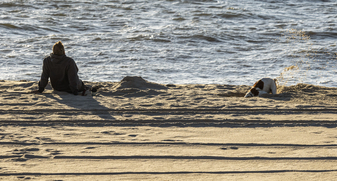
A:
44;90;115;120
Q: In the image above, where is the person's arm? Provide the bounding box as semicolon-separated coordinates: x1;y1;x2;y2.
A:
36;58;50;93
67;59;80;95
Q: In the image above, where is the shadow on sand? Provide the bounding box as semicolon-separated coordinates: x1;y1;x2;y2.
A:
44;91;115;120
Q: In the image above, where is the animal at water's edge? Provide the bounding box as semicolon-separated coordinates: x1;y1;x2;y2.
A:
244;78;277;98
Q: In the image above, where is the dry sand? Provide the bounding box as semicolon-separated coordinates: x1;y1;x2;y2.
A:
1;76;337;180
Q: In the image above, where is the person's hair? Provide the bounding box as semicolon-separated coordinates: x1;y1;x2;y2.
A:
52;41;65;55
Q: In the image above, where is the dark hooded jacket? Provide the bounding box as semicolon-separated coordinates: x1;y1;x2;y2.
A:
38;53;82;95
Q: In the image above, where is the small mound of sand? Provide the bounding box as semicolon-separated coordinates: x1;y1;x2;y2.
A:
274;83;337;103
278;83;326;94
107;76;167;97
113;76;167;90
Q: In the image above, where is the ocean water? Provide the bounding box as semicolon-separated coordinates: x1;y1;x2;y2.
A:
1;0;336;87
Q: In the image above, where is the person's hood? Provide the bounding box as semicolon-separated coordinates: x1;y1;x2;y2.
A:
50;53;67;64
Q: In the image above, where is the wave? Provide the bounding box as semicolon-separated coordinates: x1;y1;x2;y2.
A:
0;23;40;32
177;34;222;42
126;34;171;43
0;23;19;29
305;31;337;39
0;2;32;8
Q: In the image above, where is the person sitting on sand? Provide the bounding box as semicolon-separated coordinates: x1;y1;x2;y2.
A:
32;41;85;95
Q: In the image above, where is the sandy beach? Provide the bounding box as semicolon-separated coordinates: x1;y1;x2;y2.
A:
1;76;337;180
